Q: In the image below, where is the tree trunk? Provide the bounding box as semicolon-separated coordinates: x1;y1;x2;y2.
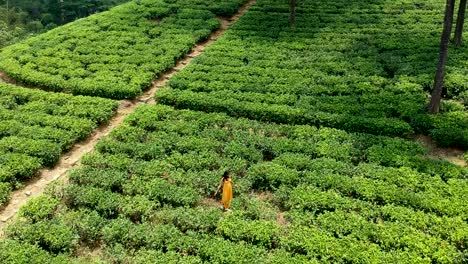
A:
454;0;467;47
289;0;296;27
429;0;456;114
6;0;9;25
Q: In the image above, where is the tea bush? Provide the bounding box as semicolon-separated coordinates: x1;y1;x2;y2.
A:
0;82;117;206
0;0;248;99
157;0;468;149
1;0;468;261
2;105;467;262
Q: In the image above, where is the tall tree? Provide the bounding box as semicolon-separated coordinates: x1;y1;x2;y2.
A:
454;0;467;47
429;0;456;114
289;0;296;27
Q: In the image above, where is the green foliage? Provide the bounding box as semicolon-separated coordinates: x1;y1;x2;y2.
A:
151;207;222;233
365;138;426;167
248;162;300;190
65;185;122;218
1;0;468;259
230;195;277;221
216;213;280;248
6;219;78;254
101;218;181;250
157;88;415;137
0;136;61;166
0;82;117;206
156;0;468;149
0;19;28;49
130;249;203;264
122;177;201;207
0;0;248;99
0;182;11;205
459;91;468;105
196;236;266;263
18;195;59;223
426;112;468;149
0;239;69;264
60;209;105;246
2;105;468;262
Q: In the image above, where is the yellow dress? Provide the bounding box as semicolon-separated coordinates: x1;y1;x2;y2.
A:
222;178;233;208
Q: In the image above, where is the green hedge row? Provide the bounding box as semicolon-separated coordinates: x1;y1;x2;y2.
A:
1;105;466;262
156;0;468;149
157;88;415;137
282;185;468;251
0;82;117;206
0;0;248;99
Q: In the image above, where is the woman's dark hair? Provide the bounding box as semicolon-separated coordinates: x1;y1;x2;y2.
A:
222;171;230;180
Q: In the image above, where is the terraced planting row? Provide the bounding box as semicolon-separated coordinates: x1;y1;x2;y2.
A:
0;0;250;208
0;0;248;99
0;82;117;206
0;0;467;263
1;105;467;263
157;0;468;148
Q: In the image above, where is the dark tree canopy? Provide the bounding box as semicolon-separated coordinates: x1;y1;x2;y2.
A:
4;0;130;25
0;0;130;48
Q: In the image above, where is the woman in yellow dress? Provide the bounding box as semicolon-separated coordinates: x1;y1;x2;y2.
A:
214;171;233;211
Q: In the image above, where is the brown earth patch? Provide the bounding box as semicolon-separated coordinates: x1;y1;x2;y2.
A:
415;134;466;167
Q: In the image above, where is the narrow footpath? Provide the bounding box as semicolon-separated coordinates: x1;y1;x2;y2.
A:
0;0;257;234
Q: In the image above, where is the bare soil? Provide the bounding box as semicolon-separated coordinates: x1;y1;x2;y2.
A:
0;71;15;84
255;191;274;202
276;212;287;226
415;135;467;167
0;0;256;235
197;197;221;208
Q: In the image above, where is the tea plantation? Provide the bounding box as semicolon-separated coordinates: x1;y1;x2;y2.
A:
0;0;248;99
0;0;467;263
158;0;468;148
1;105;467;263
0;82;117;206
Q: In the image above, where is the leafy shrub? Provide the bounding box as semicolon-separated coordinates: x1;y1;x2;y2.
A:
101;218;181;250
197;236;266;263
230;194;277;221
216;213;281;248
459;91;468;105
157;88;415;137
247;162;300;190
130;249;203;264
60;209;105;246
0;83;117;205
19;195;59;223
280;224;434;263
365;138;426;167
65;185;122;218
122;178;201;207
151;207;222;233
6;219;78;254
0;136;61;166
3;104;468;262
265;249;320;263
430;128;468;149
0;0;246;99
0;239;69;264
154;0;468;150
0;182;11;205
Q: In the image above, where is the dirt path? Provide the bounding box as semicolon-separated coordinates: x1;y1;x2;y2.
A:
0;0;256;234
0;71;14;84
415;135;467;167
